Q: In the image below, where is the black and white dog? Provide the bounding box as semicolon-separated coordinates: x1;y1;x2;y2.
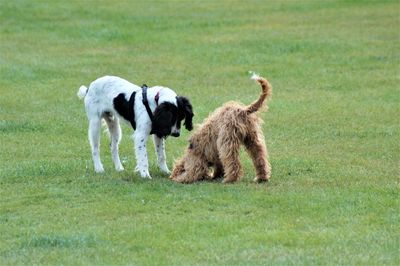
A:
77;76;193;178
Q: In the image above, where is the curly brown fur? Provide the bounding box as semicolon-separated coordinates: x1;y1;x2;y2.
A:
170;76;272;184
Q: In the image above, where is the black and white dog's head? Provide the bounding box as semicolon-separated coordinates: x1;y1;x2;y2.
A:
152;96;194;139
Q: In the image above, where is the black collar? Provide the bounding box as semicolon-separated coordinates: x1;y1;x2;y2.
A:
141;84;154;122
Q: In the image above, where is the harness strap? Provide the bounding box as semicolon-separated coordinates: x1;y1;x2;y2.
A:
141;84;154;122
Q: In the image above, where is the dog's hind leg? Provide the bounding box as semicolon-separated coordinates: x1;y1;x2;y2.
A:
218;136;243;183
244;129;271;182
152;135;170;174
104;114;124;171
88;117;104;173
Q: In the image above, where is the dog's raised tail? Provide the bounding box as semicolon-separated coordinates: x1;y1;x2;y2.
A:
77;85;88;100
246;73;272;114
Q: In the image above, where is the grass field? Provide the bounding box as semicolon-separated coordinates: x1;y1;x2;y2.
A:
1;0;399;265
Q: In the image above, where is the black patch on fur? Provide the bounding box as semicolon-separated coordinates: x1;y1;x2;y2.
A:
113;92;136;129
151;102;178;138
176;96;194;131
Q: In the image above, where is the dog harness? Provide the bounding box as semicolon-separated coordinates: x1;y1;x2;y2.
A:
141;84;153;121
141;84;162;136
113;85;159;132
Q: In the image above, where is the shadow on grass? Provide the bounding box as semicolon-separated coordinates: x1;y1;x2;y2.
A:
22;234;101;249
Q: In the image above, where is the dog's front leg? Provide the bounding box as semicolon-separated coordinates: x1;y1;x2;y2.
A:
133;131;151;179
153;135;170;174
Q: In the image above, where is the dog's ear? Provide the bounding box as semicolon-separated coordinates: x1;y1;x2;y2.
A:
177;96;194;131
152;103;174;138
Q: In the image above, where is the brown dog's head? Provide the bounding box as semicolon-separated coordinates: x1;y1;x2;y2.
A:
169;140;210;183
169;157;186;181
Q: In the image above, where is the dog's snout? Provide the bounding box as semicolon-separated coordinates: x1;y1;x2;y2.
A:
170;125;180;137
171;132;180;137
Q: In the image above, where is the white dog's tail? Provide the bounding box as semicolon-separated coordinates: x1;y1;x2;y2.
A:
77;85;88;100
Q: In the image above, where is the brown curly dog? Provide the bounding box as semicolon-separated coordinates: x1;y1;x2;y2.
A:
170;74;272;184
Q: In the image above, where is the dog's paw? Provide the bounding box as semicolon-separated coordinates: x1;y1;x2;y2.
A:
222;178;238;184
254;177;269;183
159;165;171;175
135;167;152;179
95;165;105;173
171;175;189;183
171;176;183;183
115;165;125;172
140;172;152;179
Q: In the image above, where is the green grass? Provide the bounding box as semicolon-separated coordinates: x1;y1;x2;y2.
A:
1;0;399;265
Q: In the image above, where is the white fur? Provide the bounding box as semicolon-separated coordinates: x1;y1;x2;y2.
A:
77;86;88;99
249;71;261;81
78;76;179;178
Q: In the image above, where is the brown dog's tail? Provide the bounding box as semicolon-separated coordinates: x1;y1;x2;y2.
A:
246;73;272;114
